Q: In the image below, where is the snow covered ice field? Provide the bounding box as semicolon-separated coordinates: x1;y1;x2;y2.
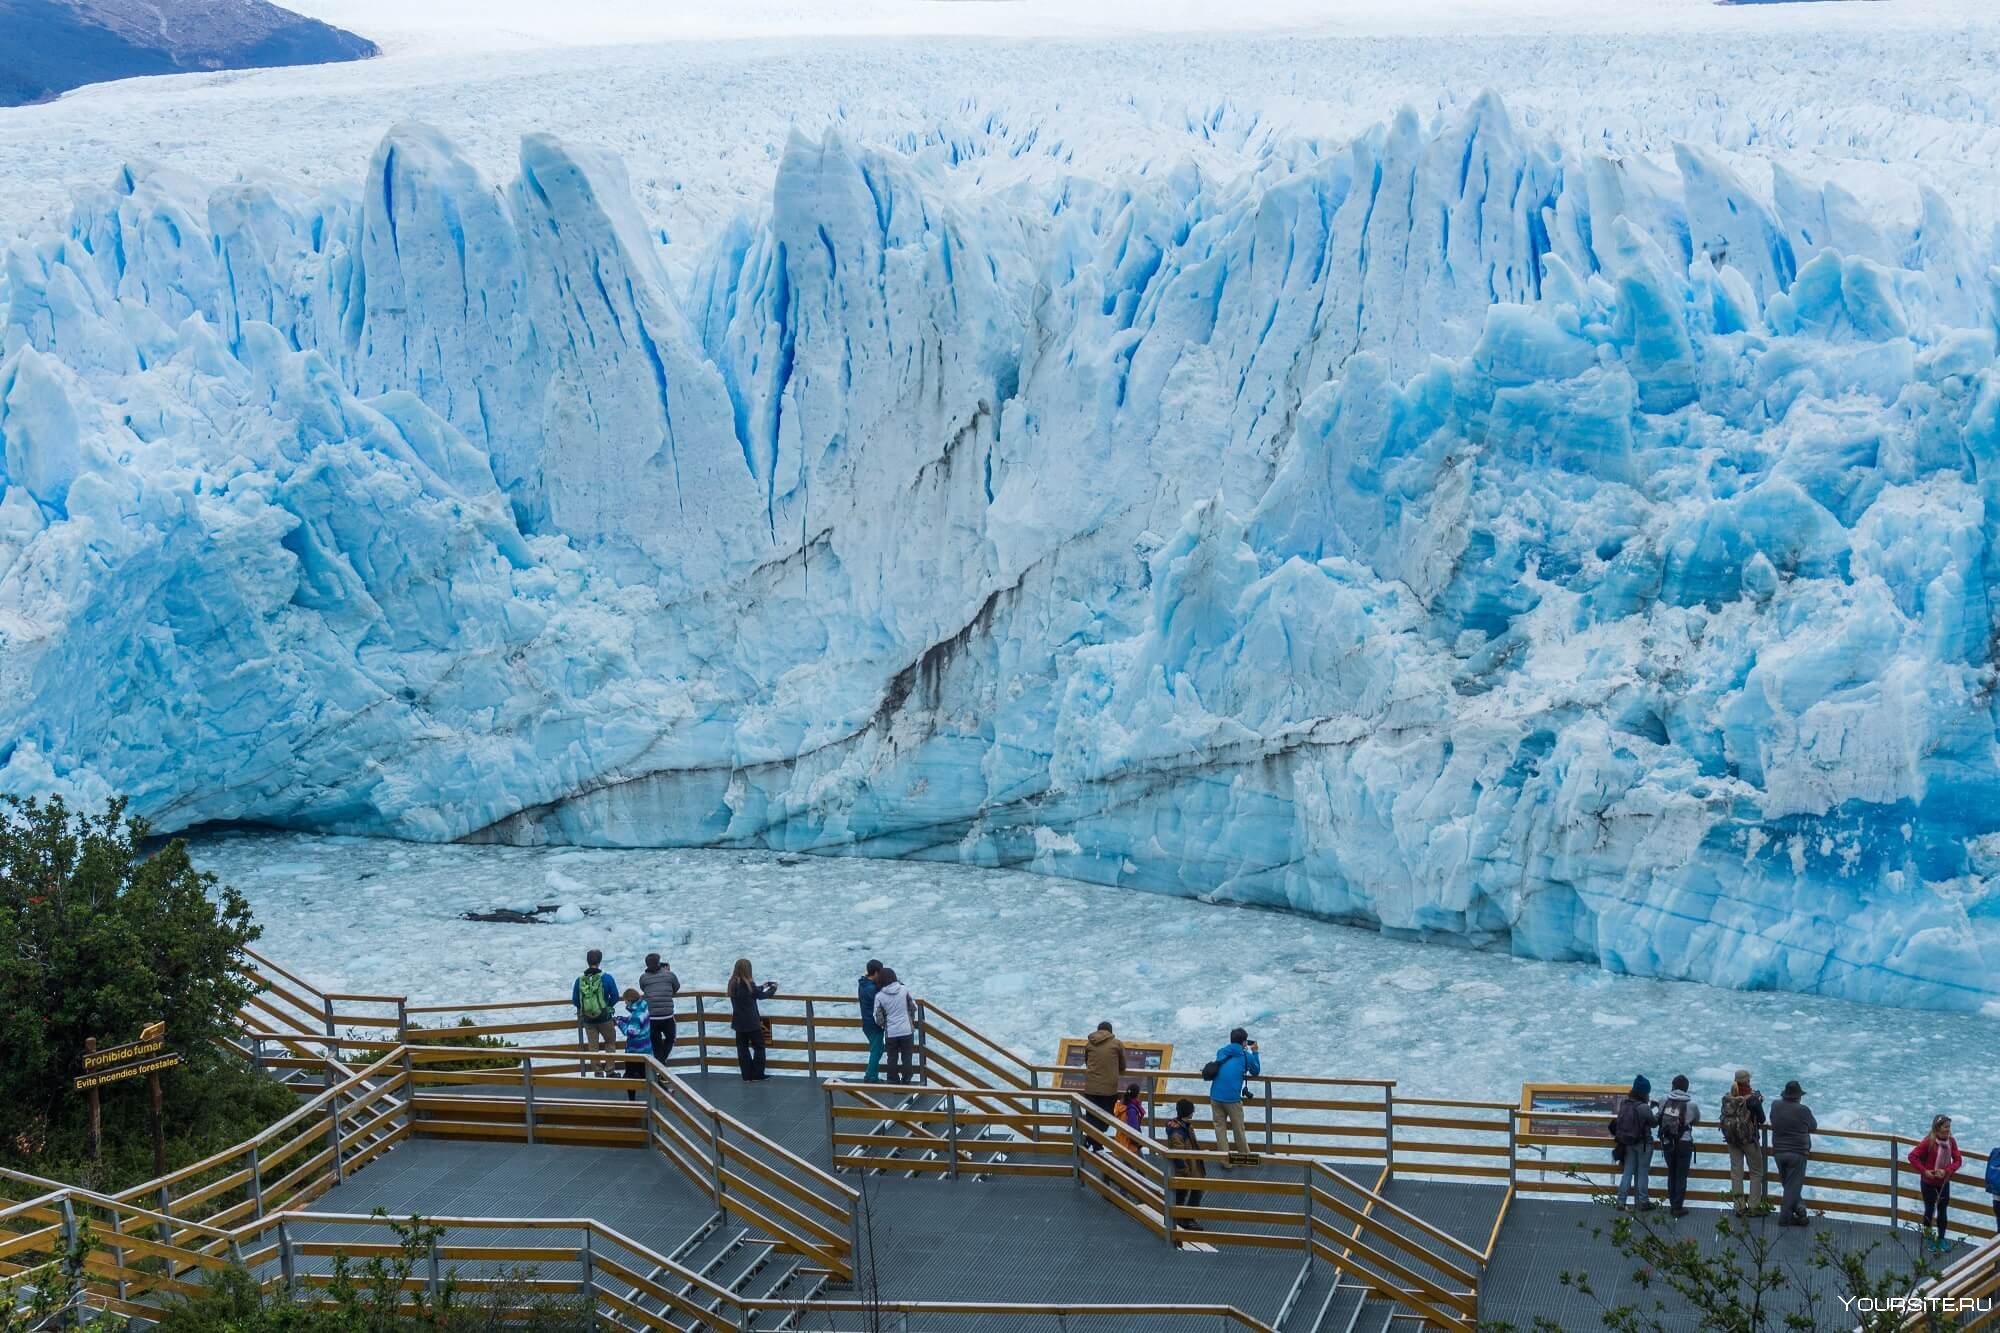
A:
7;0;2000;1014
194;829;1999;1142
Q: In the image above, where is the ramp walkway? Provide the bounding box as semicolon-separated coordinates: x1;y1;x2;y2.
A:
5;947;1996;1332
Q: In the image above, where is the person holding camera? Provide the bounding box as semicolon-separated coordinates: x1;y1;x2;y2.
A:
1205;1027;1261;1167
727;957;779;1081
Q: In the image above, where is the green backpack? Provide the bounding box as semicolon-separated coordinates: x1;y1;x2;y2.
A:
578;972;612;1021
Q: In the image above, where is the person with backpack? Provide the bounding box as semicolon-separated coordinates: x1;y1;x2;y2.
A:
1657;1074;1700;1217
571;949;620;1076
1610;1075;1659;1210
727;958;778;1081
872;967;919;1086
617;988;651;1101
1204;1028;1261;1167
638;954;680;1065
1719;1069;1768;1214
1908;1114;1964;1254
858;959;885;1083
1164;1099;1207;1235
1769;1079;1817;1226
1079;1022;1127;1152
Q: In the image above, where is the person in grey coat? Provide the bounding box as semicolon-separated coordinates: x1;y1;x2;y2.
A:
1769;1080;1819;1226
638;954;681;1063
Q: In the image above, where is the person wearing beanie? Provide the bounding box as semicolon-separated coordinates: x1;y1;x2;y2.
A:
1657;1074;1701;1217
1769;1080;1818;1226
1611;1074;1660;1210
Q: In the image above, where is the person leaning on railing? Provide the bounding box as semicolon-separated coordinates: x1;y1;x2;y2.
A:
639;954;680;1063
1769;1080;1817;1226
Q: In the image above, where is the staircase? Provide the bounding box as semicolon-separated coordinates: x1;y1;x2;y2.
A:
1278;1270;1445;1333
614;1212;829;1331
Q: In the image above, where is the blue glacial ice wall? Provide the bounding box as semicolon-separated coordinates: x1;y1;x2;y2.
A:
3;98;1999;1010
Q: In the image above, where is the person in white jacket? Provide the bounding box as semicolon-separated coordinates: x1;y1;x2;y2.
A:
872;968;919;1085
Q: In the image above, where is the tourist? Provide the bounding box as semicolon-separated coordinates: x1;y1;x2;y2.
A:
727;958;778;1081
638;953;680;1065
872;966;919;1086
1657;1074;1700;1217
1081;1021;1127;1152
1118;1084;1146;1140
858;959;885;1083
617;988;651;1101
571;949;620;1077
1986;1144;2000;1231
1164;1098;1207;1234
1611;1075;1658;1210
1205;1027;1260;1167
1719;1069;1768;1214
1769;1080;1818;1226
1908;1114;1964;1254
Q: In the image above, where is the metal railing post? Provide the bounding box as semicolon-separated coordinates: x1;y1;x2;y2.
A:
279;1221;297;1297
805;1000;819;1080
579;1230;596;1297
1068;1098;1083;1184
250;1141;265;1218
944;1091;960;1179
328;1090;346;1182
1383;1084;1396;1181
824;1083;842;1174
1301;1164;1314;1267
522;1055;537;1144
1889;1139;1901;1229
398;999;413;1083
427;1238;441;1300
1264;1077;1275;1152
1506;1110;1518;1190
1161;1151;1176;1246
707;1109;728;1206
696;997;710;1075
157;1184;173;1245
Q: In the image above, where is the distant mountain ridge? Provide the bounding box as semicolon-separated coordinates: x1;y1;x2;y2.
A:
0;0;376;106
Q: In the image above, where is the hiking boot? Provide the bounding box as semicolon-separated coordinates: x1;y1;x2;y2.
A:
1670;1207;1689;1218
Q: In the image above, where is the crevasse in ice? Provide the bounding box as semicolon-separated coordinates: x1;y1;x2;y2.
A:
3;98;1997;1009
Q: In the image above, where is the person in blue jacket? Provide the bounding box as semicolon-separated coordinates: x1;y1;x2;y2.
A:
858;959;884;1083
1206;1027;1261;1167
1986;1144;2000;1231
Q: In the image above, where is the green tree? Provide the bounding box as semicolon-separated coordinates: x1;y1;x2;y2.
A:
0;795;260;1163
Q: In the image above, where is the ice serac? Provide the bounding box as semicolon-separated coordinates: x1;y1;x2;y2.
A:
3;97;1999;1012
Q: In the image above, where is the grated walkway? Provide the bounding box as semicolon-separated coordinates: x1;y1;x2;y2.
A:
303;1073;1967;1331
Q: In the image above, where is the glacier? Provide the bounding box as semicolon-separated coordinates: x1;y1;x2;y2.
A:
3;91;2000;1011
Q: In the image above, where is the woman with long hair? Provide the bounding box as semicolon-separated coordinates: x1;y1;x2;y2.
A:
727;957;778;1081
1909;1113;1964;1254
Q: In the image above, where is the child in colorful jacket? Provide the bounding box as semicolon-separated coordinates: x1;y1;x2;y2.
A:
618;990;653;1102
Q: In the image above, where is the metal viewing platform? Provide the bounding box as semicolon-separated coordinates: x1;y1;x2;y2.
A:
4;948;1996;1331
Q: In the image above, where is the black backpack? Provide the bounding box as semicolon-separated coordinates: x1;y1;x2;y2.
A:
1201;1058;1222;1082
1612;1098;1651;1146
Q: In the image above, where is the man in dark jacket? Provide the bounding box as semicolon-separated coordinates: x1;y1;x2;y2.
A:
858;960;884;1083
1080;1022;1126;1153
638;954;680;1063
1769;1080;1818;1226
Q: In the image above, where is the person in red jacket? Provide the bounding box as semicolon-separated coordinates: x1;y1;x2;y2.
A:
1909;1114;1964;1254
